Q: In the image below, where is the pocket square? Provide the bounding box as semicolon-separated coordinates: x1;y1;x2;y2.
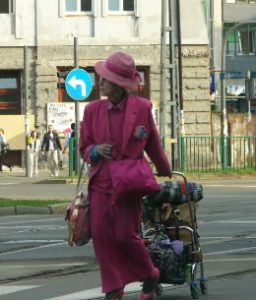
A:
134;125;148;139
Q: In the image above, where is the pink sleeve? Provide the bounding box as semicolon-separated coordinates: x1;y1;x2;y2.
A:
144;105;172;176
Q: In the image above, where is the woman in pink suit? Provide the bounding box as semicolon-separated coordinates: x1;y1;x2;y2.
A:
80;52;172;300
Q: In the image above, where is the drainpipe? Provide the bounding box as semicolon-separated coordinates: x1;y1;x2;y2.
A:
24;46;30;177
209;0;214;69
159;0;167;144
176;0;185;171
176;0;184;137
34;0;39;127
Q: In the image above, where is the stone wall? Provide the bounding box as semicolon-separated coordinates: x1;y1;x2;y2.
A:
1;44;211;147
180;45;211;136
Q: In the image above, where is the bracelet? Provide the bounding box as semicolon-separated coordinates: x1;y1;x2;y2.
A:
90;145;99;162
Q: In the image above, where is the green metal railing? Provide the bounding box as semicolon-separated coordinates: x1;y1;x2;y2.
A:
68;137;78;176
68;136;256;175
180;136;256;173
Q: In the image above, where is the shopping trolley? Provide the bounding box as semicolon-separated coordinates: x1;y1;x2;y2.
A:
141;171;208;299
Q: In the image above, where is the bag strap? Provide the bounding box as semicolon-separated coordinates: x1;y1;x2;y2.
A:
76;160;89;195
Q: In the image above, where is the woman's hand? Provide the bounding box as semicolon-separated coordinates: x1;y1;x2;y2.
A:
95;144;114;159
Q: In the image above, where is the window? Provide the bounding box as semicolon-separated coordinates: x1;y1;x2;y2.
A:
57;66;150;102
137;68;150;99
0;0;13;14
229;0;256;3
108;0;134;12
226;24;256;55
0;71;21;115
65;0;92;13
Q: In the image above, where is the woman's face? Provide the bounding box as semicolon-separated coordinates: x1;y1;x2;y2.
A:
32;131;37;138
98;77;117;98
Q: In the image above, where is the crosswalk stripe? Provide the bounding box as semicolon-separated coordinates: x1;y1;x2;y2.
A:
0;285;40;296
43;282;143;300
0;283;171;299
42;282;170;300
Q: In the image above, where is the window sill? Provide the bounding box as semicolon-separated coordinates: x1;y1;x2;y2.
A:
64;12;93;17
107;11;135;16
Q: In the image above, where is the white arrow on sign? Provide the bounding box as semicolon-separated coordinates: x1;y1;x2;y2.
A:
68;75;86;97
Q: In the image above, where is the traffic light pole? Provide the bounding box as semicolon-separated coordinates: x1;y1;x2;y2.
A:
74;37;80;175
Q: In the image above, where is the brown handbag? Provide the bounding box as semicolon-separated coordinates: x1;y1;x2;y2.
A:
65;161;91;246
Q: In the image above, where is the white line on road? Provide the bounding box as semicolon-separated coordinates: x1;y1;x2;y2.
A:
0;225;65;229
0;285;40;296
41;282;159;300
0;217;63;225
0;239;65;244
200;234;256;246
42;283;171;300
204;184;256;188
4;263;84;269
204;257;256;262
212;220;256;224
42;287;103;300
205;246;256;256
0;242;66;256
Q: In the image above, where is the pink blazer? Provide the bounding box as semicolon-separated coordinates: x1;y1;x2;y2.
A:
80;95;171;179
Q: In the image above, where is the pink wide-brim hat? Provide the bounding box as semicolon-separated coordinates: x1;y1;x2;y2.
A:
95;51;141;89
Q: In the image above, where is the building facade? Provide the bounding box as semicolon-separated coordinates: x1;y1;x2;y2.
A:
209;0;256;114
0;0;210;166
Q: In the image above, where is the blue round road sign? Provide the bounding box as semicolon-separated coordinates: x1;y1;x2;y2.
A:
65;68;93;101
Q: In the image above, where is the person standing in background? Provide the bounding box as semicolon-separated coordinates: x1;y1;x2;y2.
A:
0;128;12;173
41;125;62;177
27;130;41;177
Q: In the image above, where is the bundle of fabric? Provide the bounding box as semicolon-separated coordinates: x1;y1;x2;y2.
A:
142;180;203;228
143;225;185;284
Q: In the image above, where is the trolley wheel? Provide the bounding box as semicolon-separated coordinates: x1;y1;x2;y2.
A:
200;279;208;295
156;283;163;296
190;283;200;299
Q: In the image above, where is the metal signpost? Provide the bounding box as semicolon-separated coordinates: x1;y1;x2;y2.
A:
65;39;93;174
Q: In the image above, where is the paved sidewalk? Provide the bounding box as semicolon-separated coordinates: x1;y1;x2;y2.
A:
1;167;256;216
0;167;75;216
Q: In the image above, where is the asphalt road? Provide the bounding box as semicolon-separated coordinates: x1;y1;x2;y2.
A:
0;172;256;299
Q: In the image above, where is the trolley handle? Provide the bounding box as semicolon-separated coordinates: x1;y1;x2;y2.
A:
154;170;197;232
155;170;188;190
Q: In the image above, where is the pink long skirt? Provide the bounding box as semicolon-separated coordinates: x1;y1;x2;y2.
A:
90;190;156;293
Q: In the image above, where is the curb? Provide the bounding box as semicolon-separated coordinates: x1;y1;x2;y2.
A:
36;179;76;184
0;259;99;284
0;204;68;216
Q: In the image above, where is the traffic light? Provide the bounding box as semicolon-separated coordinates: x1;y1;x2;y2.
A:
57;71;70;89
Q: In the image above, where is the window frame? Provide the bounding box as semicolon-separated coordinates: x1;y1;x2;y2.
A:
108;0;135;15
225;23;256;56
226;0;256;3
64;0;93;16
0;70;21;115
0;0;14;14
